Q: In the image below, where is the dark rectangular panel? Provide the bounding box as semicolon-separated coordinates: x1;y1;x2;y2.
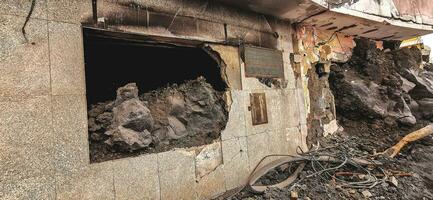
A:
250;93;268;125
244;46;284;78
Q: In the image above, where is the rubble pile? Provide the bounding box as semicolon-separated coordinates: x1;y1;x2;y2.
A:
88;77;228;162
330;38;433;126
222;39;433;199
228;130;433;200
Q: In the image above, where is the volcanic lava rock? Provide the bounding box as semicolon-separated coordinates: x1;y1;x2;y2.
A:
88;77;228;154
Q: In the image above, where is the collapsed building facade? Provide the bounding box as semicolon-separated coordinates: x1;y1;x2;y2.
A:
0;0;432;199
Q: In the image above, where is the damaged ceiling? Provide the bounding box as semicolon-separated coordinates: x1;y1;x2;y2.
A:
216;0;433;40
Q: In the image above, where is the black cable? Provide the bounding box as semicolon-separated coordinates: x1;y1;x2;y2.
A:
22;0;37;42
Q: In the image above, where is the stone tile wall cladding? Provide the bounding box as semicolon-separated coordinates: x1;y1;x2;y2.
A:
0;0;307;199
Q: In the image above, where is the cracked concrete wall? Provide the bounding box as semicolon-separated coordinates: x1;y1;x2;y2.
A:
0;1;306;199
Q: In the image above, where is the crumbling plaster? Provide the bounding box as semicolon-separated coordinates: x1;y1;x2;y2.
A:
293;25;354;141
0;1;307;199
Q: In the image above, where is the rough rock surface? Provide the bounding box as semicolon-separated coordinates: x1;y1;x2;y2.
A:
330;38;430;126
88;77;228;162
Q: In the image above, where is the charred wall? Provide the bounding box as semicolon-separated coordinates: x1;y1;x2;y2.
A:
86;0;284;49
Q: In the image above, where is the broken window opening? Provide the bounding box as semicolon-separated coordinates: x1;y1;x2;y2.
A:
84;29;227;105
83;28;229;162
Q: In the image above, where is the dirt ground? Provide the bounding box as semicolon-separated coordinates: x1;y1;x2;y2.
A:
226;119;433;200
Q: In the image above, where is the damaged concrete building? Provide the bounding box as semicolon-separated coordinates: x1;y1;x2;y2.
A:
1;0;433;199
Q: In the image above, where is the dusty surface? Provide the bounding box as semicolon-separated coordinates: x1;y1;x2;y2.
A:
226;119;433;200
88;77;228;162
222;39;433;200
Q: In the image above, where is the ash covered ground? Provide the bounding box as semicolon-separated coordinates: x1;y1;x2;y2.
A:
224;39;433;200
88;77;228;162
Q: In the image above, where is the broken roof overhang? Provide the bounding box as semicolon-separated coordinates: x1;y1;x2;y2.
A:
216;0;433;40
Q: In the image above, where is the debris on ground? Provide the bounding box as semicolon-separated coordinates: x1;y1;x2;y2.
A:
88;77;228;162
217;38;433;200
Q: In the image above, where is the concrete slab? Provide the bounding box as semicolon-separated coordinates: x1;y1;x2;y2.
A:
299;124;309;152
284;62;297;90
297;88;308;125
0;95;54;183
0;0;47;19
48;21;85;95
281;89;301;128
158;150;197;200
221;137;249;190
246;132;270;170
113;155;160;200
196;166;226;200
208;45;242;90
52;95;89;174
268;129;290;155
47;0;92;24
221;90;246;140
285;127;308;154
0;15;50;97
195;142;223;179
242;76;274;91
0;175;55;200
56;162;115;200
267;90;284;131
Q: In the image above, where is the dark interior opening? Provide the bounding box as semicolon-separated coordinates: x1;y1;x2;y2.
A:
83;28;227;106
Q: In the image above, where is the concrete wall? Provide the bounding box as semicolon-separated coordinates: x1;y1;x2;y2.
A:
0;0;306;199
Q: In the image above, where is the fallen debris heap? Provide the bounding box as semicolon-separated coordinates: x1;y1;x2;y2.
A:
330;38;433;127
88;77;228;162
219;38;433;200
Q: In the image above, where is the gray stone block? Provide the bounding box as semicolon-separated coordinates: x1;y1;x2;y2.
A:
113;155;160;200
48;21;85;95
52;95;89;174
0;15;50;97
0;175;55;200
158;150;197;200
221;137;249;190
221;91;246;140
56;162;115;200
47;0;93;24
246;132;270;170
0;95;54;183
0;0;47;19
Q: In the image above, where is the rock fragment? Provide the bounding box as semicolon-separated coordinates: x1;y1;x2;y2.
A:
362;190;373;198
389;176;399;187
88;77;228;153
